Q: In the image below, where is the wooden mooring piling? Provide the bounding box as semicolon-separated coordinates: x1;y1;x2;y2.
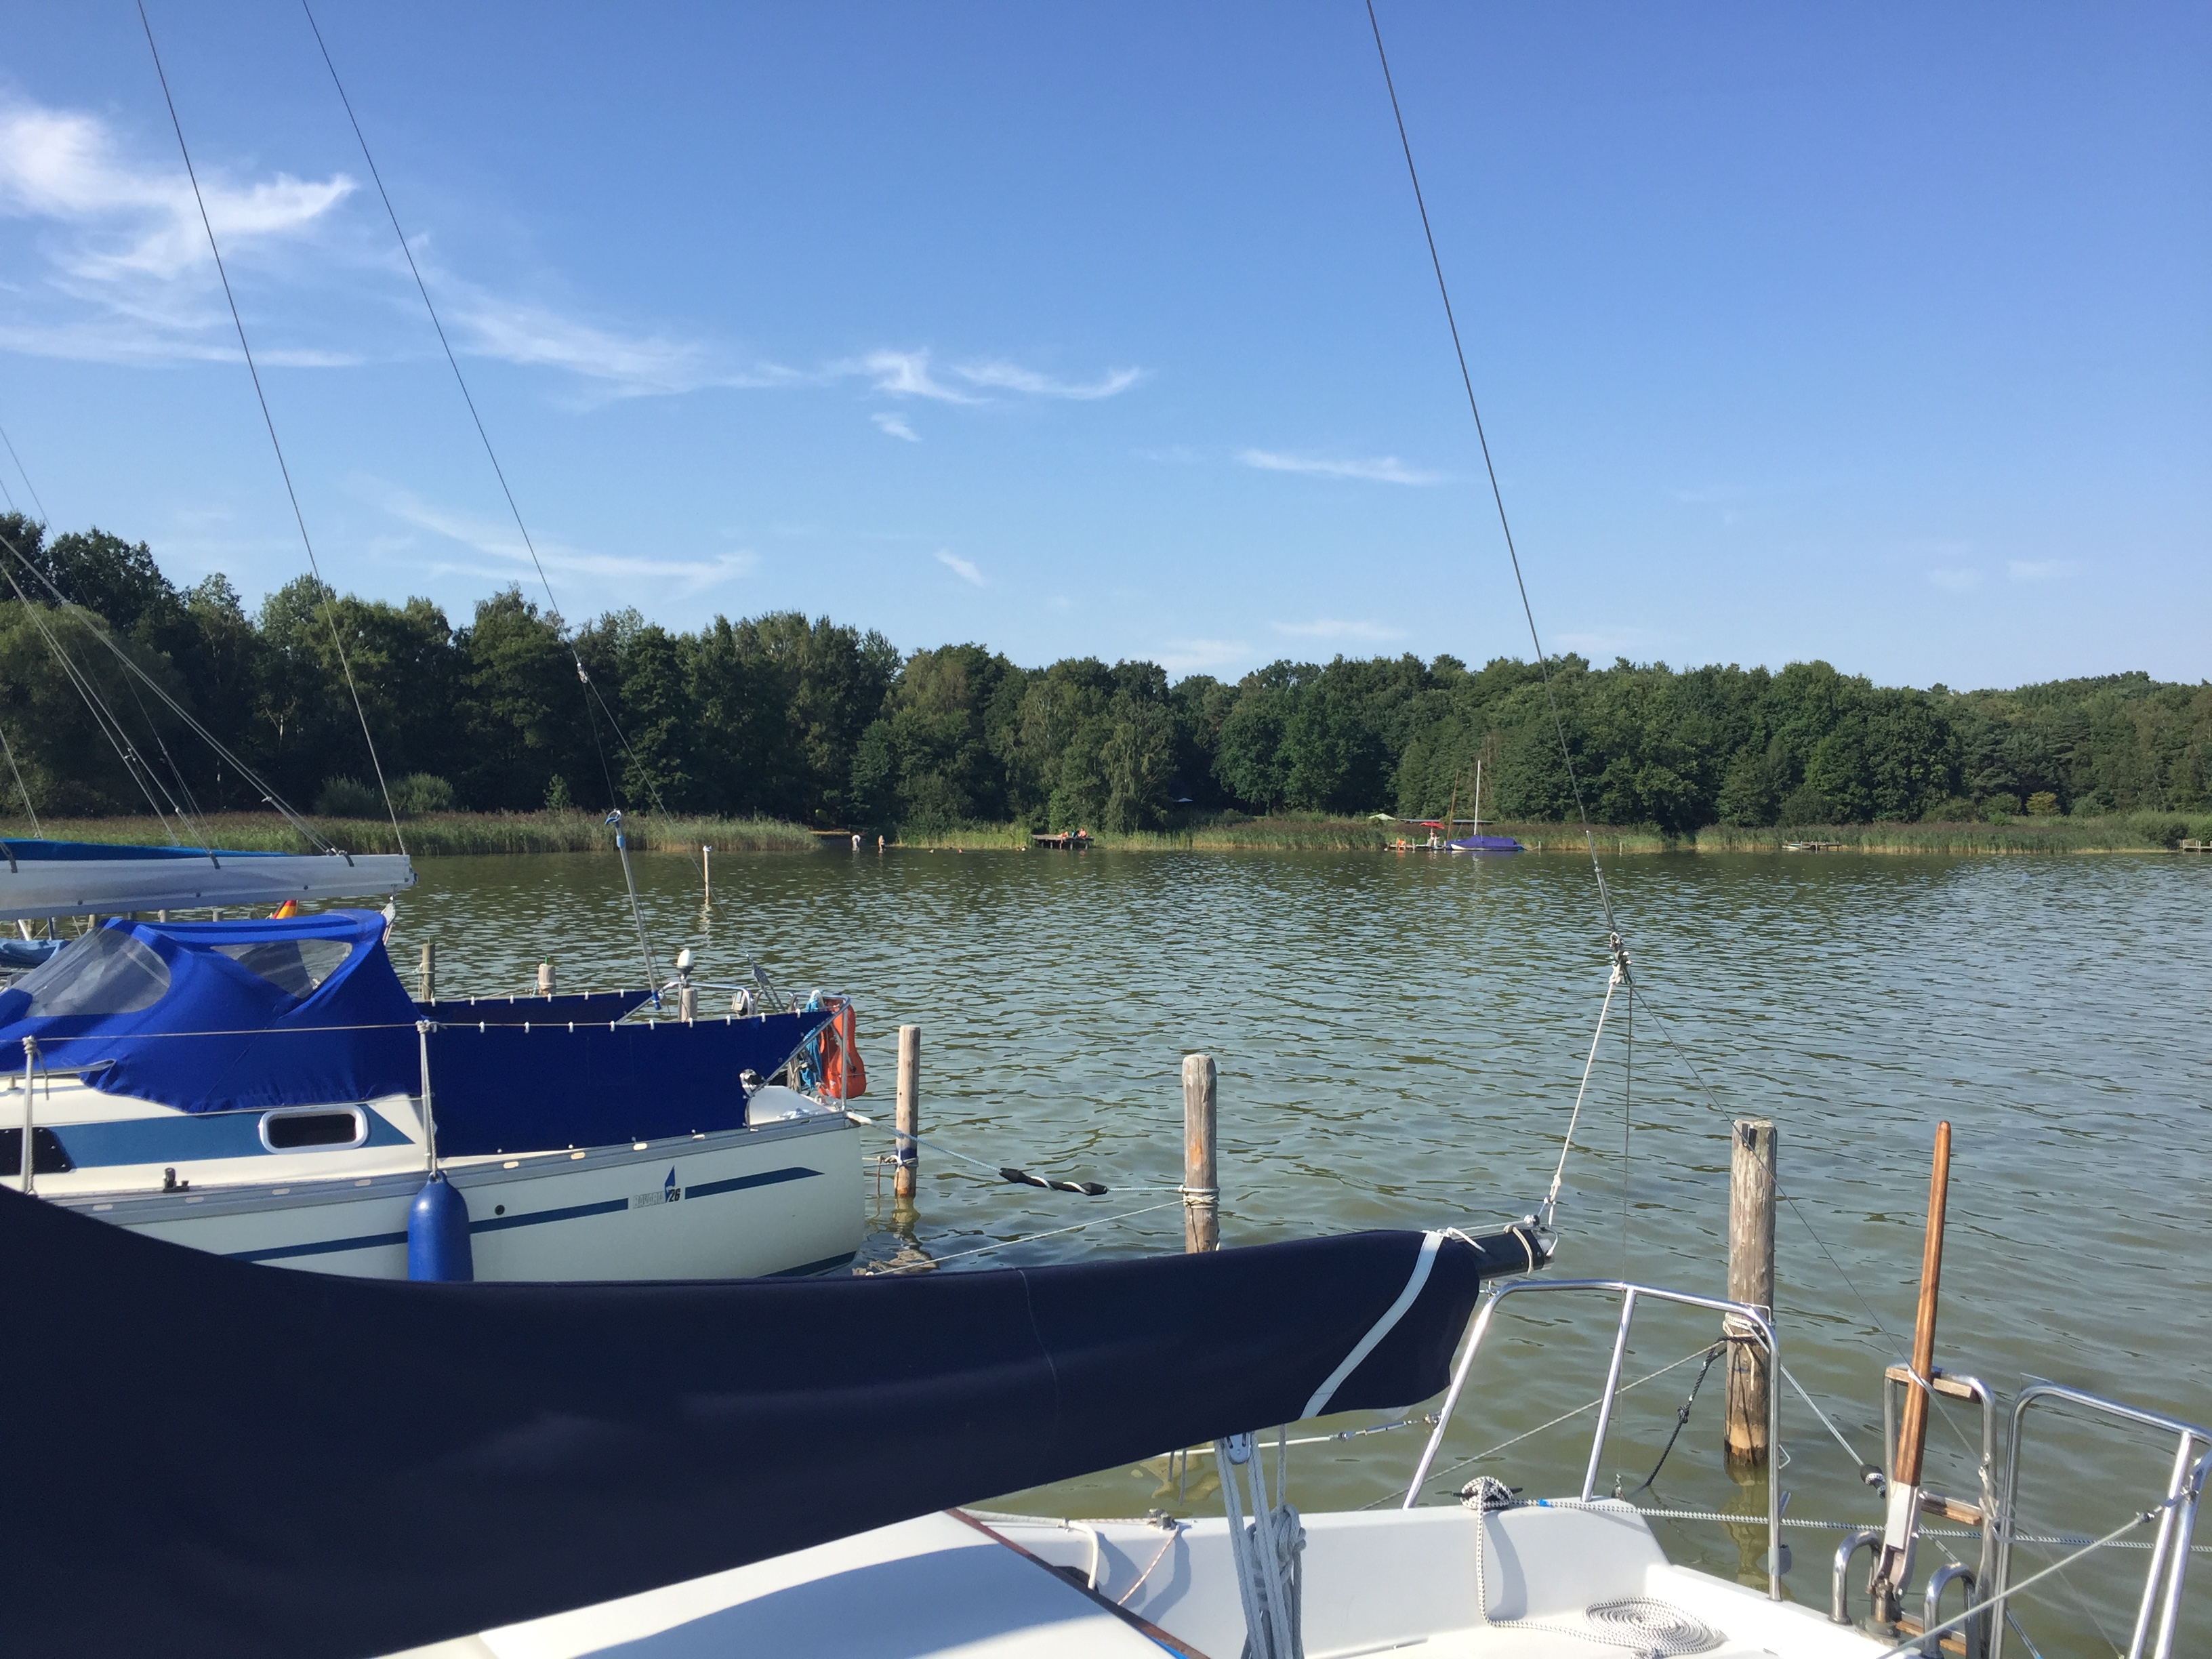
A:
1724;1117;1777;1467
1182;1052;1218;1253
894;1024;921;1204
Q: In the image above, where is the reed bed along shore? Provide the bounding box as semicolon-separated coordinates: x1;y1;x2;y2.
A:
3;809;2202;858
0;812;820;857
893;811;2209;855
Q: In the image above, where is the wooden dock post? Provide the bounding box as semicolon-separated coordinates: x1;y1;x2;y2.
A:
702;844;712;901
537;961;556;997
894;1025;921;1203
1874;1121;1954;1620
1182;1052;1218;1253
1724;1118;1777;1466
417;941;436;1002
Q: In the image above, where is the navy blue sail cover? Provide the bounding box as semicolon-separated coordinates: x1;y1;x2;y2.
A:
0;1190;1492;1659
0;912;832;1150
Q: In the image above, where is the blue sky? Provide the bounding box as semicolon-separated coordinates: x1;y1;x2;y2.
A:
0;2;2203;689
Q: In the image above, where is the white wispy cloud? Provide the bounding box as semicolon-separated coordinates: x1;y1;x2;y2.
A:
954;359;1143;399
0;102;353;281
935;550;984;586
851;349;978;403
367;483;756;595
1271;618;1407;644
872;411;920;442
0;98;361;365
1158;637;1251;676
1926;568;1983;594
0;98;1150;419
2007;558;2075;582
846;348;1145;405
1238;449;1442;486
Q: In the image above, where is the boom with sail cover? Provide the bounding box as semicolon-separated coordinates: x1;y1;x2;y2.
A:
0;836;414;922
0;1187;1515;1659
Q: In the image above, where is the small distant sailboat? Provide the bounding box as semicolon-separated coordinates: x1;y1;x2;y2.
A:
1447;752;1523;853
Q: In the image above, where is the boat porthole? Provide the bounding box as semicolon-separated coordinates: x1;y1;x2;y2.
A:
495;1205;506;1216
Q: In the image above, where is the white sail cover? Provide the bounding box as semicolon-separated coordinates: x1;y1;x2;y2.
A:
0;838;414;921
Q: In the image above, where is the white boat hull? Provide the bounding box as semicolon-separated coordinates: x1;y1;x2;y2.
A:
28;1082;861;1281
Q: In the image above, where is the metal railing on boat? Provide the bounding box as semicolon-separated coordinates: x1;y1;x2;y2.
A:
1404;1277;1784;1603
1992;1381;2209;1659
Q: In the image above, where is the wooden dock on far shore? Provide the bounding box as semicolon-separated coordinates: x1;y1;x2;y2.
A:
1031;831;1092;851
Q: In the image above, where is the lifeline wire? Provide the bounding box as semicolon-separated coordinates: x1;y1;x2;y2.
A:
1364;0;1618;947
1626;974;2036;1534
136;1;406;857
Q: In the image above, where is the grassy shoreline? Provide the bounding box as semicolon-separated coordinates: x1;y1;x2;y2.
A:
890;811;2209;854
1;809;2202;857
0;811;819;857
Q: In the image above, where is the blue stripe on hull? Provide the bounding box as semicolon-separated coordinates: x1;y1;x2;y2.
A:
221;1164;822;1263
231;1229;407;1263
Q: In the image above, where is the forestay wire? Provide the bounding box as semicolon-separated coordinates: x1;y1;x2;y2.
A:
136;1;407;858
1363;1;1621;955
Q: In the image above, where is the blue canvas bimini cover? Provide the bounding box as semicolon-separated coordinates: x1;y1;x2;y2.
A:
0;909;419;1111
0;914;834;1151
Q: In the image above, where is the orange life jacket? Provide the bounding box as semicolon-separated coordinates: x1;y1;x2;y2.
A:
820;1000;867;1099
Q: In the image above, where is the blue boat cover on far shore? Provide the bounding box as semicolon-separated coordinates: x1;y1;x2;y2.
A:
0;1188;1501;1659
0;914;832;1150
1446;835;1523;853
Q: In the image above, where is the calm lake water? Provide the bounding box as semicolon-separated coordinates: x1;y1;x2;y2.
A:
394;846;2209;1650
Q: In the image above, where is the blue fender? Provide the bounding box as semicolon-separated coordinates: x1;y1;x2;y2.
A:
407;1173;474;1282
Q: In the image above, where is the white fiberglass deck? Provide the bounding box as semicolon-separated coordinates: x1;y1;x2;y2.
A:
394;1502;1890;1658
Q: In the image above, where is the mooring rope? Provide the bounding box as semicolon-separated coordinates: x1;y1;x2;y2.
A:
861;1200;1183;1273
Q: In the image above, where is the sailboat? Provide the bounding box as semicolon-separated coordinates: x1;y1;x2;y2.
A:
2;905;862;1280
1447;752;1523;855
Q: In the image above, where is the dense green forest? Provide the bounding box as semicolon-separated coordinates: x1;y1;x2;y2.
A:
1;514;2205;837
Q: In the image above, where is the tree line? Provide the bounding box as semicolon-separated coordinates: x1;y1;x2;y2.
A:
0;514;2205;836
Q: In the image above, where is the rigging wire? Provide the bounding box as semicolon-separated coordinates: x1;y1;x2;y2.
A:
0;553;184;836
0;419;49;527
0;529;335;853
298;1;660;849
1364;0;1619;949
136;0;407;859
0;714;38;836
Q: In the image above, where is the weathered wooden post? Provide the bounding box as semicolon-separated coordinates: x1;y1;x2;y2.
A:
1183;1052;1218;1253
702;844;712;903
1724;1118;1777;1466
537;960;556;997
417;941;436;1002
1873;1121;1953;1622
894;1024;921;1203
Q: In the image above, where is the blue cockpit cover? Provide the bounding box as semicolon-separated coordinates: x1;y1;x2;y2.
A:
0;910;419;1111
0;914;834;1151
